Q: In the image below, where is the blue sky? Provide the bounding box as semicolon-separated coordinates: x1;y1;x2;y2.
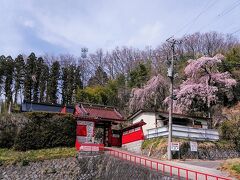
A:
1;0;240;57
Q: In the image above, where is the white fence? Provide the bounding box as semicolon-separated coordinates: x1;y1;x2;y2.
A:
147;125;219;141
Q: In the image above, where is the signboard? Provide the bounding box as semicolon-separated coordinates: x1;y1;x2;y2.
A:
80;145;99;152
171;142;180;151
190;141;198;152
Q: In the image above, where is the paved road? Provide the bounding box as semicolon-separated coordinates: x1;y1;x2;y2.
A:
106;147;233;180
178;160;224;169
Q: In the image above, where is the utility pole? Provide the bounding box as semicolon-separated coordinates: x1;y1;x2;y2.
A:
166;37;180;160
81;47;88;87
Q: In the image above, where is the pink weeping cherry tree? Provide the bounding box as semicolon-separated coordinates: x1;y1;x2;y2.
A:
165;54;237;125
129;74;168;113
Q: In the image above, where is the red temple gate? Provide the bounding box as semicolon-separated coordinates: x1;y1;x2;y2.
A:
74;103;124;151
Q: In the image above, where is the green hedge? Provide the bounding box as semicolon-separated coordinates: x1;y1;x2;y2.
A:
15;112;76;151
0;112;76;151
0;114;17;148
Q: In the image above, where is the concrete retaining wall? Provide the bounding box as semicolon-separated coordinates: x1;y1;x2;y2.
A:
122;140;143;153
0;152;173;180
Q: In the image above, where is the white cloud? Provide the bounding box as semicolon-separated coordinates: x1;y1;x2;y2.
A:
0;0;239;56
127;22;163;47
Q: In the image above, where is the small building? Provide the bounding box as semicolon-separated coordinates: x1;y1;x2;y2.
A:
121;120;146;153
128;110;219;141
21;101;74;114
74;103;125;151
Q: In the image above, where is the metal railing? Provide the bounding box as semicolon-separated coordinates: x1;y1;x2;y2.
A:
147;125;219;141
105;148;231;180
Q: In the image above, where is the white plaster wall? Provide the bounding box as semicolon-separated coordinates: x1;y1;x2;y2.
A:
132;112;156;136
197;119;208;129
157;120;164;127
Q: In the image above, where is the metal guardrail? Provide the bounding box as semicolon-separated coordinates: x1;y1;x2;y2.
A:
105;148;231;180
147;125;219;141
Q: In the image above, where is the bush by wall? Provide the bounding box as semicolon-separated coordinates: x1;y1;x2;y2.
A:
14;112;76;151
220;115;240;151
0;112;76;151
0;114;17;148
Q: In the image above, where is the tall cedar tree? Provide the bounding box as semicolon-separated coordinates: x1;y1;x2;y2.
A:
128;63;150;88
88;66;109;86
67;65;75;104
14;55;25;104
74;66;83;90
33;57;44;102
24;53;37;102
4;56;14;104
39;64;49;102
74;66;83;89
0;55;5;96
61;66;68;105
73;65;83;102
47;61;60;103
61;65;82;105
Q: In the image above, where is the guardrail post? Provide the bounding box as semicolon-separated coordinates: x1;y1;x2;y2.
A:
105;149;230;180
178;168;180;180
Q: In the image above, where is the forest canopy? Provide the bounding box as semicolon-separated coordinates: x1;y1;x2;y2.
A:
0;31;239;117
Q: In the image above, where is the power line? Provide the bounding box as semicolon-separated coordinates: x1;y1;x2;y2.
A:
174;0;218;36
198;0;240;31
230;27;240;35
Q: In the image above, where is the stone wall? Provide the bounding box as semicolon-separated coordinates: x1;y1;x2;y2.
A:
122;140;143;153
142;144;240;160
0;152;174;180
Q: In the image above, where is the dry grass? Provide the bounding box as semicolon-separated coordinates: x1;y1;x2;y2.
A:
220;158;240;179
0;147;76;165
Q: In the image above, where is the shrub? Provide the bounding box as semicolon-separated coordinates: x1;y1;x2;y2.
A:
14;112;76;151
0;114;18;148
220;115;240;151
232;164;240;173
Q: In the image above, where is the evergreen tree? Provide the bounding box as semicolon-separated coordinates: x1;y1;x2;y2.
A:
61;65;82;105
67;65;75;104
72;65;83;104
61;66;68;104
47;61;60;103
74;65;83;89
24;53;37;102
128;63;150;88
14;54;25;104
39;64;49;103
33;57;44;102
0;55;5;96
4;56;14;104
88;66;109;86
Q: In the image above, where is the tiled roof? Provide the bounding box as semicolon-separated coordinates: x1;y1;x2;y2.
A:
21;101;74;113
122;120;146;132
128;109;211;121
74;103;124;121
